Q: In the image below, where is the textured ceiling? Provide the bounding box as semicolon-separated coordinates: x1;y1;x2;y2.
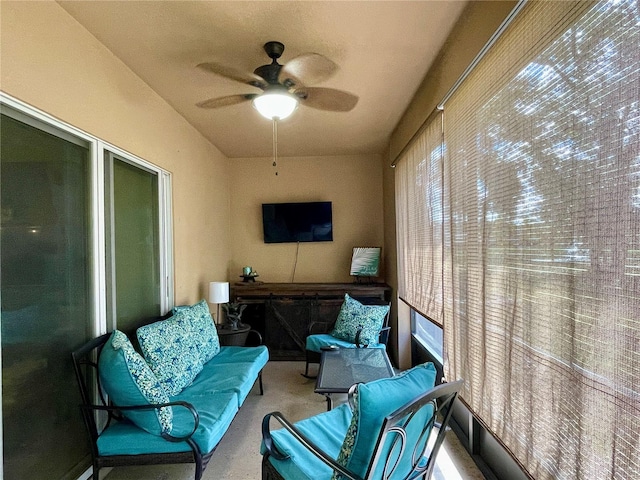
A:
58;1;467;158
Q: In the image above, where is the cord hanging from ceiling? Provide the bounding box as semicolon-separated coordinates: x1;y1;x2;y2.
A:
272;118;279;176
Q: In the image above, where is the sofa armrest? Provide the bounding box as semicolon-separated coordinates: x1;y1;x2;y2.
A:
81;400;200;442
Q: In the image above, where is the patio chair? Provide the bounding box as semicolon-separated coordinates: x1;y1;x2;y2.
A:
304;294;391;378
262;362;463;480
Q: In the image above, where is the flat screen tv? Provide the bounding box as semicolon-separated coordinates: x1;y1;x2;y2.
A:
262;202;333;243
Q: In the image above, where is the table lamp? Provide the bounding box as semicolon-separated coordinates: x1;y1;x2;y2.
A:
208;281;229;325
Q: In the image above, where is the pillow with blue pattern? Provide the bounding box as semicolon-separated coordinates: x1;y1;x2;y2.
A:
99;330;172;435
137;311;205;396
172;299;220;363
331;294;389;345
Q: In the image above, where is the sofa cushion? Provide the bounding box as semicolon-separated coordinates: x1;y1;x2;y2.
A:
208;345;269;365
98;330;172;435
97;391;239;456
333;362;437;479
261;403;353;480
137;311;204;396
331;294;389;345
172;299;220;363
181;345;269;406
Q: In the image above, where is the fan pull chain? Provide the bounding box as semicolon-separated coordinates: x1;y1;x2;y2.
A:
272;118;278;176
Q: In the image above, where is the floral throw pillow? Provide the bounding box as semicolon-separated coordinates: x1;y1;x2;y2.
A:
137;311;205;396
172;299;220;363
331;294;389;345
332;388;360;480
98;330;173;435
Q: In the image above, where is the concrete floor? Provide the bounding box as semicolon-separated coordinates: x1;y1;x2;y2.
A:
102;361;485;480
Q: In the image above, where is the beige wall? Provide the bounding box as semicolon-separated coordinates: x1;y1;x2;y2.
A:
1;0;517;361
384;1;517;368
229;154;384;283
0;1;385;309
390;1;518;160
0;1;231;304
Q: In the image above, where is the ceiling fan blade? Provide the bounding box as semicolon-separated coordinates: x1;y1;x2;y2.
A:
278;53;338;87
197;62;267;89
295;87;359;112
196;94;257;109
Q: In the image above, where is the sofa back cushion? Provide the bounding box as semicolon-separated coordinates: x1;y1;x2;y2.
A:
172;299;220;363
98;330;173;435
332;362;437;479
137;310;205;396
331;294;390;345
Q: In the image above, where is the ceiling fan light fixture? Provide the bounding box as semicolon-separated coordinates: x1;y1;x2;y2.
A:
252;90;298;120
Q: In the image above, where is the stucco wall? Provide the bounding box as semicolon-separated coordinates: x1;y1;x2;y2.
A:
229;154;384;283
390;1;518;160
0;0;231;304
1;0;517;355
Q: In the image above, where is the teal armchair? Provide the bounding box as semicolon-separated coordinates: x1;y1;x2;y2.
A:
262;363;463;480
304;294;391;378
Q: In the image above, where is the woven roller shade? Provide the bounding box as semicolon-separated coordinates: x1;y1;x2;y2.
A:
395;114;444;326
443;1;640;479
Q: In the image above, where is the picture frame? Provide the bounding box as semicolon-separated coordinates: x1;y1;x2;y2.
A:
350;247;381;277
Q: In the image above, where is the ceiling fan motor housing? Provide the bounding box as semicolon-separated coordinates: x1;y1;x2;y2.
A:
253;63;281;85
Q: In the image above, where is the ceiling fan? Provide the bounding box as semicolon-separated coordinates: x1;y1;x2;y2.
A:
196;41;359;120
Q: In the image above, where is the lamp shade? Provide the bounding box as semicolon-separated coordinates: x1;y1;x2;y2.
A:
208;281;229;304
253;90;298;120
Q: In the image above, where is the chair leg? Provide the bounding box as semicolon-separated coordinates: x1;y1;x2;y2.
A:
301;350;318;379
259;371;264;395
262;454;285;480
194;459;203;480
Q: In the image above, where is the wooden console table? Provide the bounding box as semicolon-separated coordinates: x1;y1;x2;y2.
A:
231;283;391;360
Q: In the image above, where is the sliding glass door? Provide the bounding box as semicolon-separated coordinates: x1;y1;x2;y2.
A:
0;96;173;479
105;154;163;335
1;112;92;480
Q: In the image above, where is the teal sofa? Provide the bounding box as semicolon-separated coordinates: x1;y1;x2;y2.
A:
72;300;269;480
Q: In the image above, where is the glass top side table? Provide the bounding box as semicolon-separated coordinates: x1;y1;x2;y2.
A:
315;347;395;409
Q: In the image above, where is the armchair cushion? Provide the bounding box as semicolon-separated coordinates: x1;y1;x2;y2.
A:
137;310;205;396
306;334;386;353
261;403;353;480
98;330;173;435
333;362;437;479
331;294;390;345
172;299;221;363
